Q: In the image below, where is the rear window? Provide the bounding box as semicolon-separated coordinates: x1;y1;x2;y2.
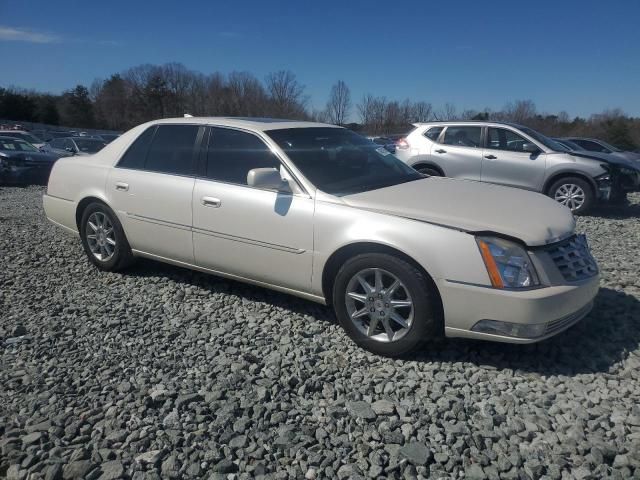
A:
145;125;199;175
118;127;155;170
423;127;444;141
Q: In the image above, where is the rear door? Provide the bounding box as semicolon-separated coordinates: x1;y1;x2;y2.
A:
107;124;203;263
481;127;546;191
192;126;314;291
432;126;483;180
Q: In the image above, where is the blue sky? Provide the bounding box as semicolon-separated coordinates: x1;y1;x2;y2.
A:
1;0;639;120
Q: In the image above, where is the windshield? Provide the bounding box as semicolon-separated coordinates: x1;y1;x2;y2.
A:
519;127;566;152
596;139;622;152
554;139;583;151
75;138;106;153
267;127;423;195
5;132;42;144
0;138;39;152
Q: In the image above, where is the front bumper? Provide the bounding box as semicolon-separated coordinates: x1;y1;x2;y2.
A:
437;273;600;343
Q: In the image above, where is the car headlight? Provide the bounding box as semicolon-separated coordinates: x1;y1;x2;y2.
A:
476;236;540;289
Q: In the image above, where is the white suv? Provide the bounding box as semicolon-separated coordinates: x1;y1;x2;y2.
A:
395;121;640;215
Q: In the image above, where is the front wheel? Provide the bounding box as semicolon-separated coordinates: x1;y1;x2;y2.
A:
332;253;440;357
80;202;134;271
416;166;442;177
548;177;594;215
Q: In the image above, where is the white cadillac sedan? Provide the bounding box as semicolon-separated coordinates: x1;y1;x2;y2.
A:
43;118;600;356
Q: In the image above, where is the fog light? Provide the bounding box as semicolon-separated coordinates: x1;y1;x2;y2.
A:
471;320;547;338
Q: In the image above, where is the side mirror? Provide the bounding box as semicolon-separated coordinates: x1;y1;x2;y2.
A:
522;142;539;153
247;168;290;192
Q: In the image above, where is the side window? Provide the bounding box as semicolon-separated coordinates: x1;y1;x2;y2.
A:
442;126;481;148
204;127;281;185
487;128;530;152
145;125;199;175
117;126;155;170
50;139;62;149
424;126;444;142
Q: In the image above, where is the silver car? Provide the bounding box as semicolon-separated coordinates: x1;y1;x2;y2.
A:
395;121;640;214
44;118;600;357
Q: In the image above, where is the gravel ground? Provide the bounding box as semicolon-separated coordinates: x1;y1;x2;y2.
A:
1;186;640;480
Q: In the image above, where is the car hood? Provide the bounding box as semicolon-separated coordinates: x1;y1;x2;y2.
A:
564;150;640;170
341;177;576;247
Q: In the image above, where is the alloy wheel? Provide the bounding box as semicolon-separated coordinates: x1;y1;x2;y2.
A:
554;183;586;211
345;268;414;343
86;211;116;261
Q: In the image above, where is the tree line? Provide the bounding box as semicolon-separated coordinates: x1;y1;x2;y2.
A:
1;62;638;149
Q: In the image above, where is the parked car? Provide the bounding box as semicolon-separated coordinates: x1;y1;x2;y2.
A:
92;133;121;144
43;137;107;157
43;117;600;356
394;121;640;214
552;138;640;204
0;130;46;149
366;136;397;153
33;130;73;142
563;137;640;162
0;136;59;184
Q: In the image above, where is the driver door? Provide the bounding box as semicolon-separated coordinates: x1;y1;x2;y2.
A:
192;127;314;291
481;127;547;191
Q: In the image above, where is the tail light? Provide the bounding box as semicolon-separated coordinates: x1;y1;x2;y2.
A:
396;138;409;150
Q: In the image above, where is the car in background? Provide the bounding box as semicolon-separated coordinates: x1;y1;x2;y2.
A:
43;137;107;157
394;121;640;214
92;133;121;144
32;130;71;142
563;137;640;162
553;138;640;204
0;136;59;184
367;136;397;153
44;117;600;357
0;130;46;149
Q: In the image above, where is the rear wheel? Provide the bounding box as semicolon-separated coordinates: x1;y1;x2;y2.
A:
548;177;594;215
332;253;440;357
80;202;134;271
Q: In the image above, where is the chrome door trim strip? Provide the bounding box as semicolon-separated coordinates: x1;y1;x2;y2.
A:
126;213;305;254
192;227;305;254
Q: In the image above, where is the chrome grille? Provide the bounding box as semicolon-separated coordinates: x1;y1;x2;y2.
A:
546;234;598;282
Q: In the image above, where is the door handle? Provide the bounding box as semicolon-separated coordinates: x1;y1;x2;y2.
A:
201;196;222;208
115;182;129;191
484;154;497;160
434;149;447;154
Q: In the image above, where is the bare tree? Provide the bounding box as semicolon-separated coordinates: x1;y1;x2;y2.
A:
434;103;458;121
411;101;433;123
325;80;351;125
265;70;306;118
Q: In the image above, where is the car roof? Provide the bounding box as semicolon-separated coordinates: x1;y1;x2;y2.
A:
143;117;341;132
412;120;527;129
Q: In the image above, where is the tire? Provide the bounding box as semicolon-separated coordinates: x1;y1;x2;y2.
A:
79;202;134;271
415;166;442;177
332;253;440;357
547;177;594;215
